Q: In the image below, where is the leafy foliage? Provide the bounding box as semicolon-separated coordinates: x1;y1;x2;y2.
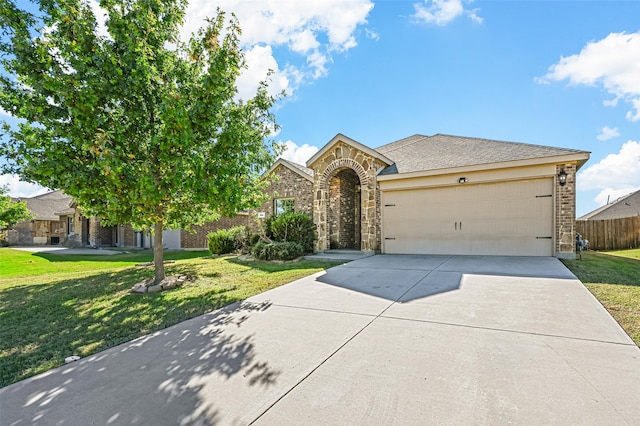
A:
251;240;305;261
207;225;248;255
269;211;316;252
0;186;32;229
0;1;281;282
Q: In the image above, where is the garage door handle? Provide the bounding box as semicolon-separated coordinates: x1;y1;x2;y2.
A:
536;236;552;239
454;221;457;230
385;237;396;240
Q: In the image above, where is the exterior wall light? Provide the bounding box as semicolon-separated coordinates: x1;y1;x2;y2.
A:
558;170;567;186
458;177;468;184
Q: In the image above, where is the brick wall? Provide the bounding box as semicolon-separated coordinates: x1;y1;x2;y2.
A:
556;163;577;258
255;165;314;218
181;215;250;249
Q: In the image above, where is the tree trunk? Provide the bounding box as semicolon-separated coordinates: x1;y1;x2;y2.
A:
153;221;165;284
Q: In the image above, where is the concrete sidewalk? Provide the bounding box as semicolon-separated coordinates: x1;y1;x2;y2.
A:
2;255;639;425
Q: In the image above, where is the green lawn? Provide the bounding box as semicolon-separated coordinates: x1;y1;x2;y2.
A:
561;249;640;346
0;248;341;387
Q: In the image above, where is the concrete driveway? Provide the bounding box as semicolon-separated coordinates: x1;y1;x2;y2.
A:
2;255;639;425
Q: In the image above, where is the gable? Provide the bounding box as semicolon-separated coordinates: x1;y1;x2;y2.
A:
265;158;314;182
306;133;393;169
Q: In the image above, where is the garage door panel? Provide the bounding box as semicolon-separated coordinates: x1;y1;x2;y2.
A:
382;179;553;256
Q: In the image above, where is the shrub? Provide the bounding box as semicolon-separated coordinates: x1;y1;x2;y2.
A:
249;233;261;247
207;229;235;255
251;241;305;261
228;226;250;253
269;212;315;252
263;215;275;240
208;226;250;255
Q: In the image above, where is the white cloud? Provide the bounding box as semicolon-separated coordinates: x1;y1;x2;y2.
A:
182;0;374;96
279;140;319;165
577;140;640;205
0;174;50;198
413;0;482;26
538;31;640;121
236;45;291;100
625;98;640;122
594;187;639;207
596;126;620;141
0;106;12;118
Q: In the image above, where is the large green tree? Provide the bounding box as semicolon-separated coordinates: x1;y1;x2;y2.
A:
0;0;280;283
0;186;31;230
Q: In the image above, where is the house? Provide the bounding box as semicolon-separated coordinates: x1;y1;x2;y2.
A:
8;133;590;258
577;189;640;220
575;189;640;251
289;133;589;258
8;190;72;245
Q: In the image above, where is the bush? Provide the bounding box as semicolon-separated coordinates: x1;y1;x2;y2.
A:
207;226;249;255
249;233;261;247
269;212;315;252
263;215;275;240
228;226;249;253
207;229;235;255
251;241;305;261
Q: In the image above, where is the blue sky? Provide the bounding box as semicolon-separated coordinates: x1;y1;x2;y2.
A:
2;0;640;217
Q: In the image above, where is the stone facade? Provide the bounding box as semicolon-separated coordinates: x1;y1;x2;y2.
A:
556;163;577;258
310;141;388;252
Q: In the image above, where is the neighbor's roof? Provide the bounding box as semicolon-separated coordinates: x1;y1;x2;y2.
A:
376;134;590;175
17;190;73;221
578;190;640;220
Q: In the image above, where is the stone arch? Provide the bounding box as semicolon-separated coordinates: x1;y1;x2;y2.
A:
320;158;369;190
315;157;377;252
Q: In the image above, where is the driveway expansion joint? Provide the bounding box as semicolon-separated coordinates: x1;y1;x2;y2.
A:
379;314;637;347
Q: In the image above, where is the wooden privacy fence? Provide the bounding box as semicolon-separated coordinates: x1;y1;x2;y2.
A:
576;216;640;250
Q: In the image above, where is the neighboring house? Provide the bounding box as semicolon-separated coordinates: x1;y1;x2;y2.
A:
577;190;640;220
9;190;140;248
9;190;72;245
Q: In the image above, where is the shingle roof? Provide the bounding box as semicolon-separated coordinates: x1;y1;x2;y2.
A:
18;190;73;221
280;158;314;179
578;190;640;220
377;134;589;175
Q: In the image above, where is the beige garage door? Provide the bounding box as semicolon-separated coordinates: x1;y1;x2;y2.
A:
382;178;554;256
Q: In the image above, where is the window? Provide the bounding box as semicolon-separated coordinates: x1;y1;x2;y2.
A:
67;217;75;235
274;198;295;216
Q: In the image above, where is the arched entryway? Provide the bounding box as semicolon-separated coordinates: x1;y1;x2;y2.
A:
328;168;361;249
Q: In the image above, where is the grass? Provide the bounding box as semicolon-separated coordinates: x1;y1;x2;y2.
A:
561;249;640;346
0;248;341;387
